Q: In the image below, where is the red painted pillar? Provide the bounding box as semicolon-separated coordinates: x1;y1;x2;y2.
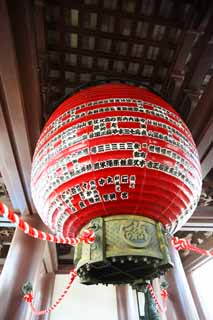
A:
166;243;199;320
32;273;55;320
0;215;46;320
116;285;138;320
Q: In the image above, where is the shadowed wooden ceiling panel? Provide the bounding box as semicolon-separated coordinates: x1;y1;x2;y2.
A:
37;0;213;126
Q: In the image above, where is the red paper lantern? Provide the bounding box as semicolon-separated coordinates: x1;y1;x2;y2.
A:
31;83;202;237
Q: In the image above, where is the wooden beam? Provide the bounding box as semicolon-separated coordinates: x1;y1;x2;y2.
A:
0;0;43;213
195;111;213;179
0;1;34;212
187;77;213;143
90;0;104;82
0;101;29;213
181;220;213;232
137;1;158;77
0;223;16;228
181;206;213;231
49;59;169;73
172;18;213;128
34;0;46;56
47;22;177;50
201;145;213;179
48;74;158;87
183;234;213;271
7;0;43;151
190;206;213;218
197;117;213;160
165;31;198;100
188;42;213;92
0;231;14;244
181;20;213;96
46;0;184;29
48;44;170;66
34;0;49;122
173;31;198;76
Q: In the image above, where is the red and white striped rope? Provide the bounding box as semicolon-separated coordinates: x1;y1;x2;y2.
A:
24;269;77;315
172;236;213;257
0;202;95;246
147;283;167;313
160;288;168;299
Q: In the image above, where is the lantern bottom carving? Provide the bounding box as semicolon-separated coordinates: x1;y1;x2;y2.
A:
74;215;173;285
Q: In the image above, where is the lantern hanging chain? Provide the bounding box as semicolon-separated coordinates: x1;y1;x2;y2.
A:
23;268;78;315
0;202;95;245
147;283;168;313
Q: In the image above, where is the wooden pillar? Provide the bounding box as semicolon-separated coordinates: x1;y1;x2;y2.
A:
186;273;206;320
0;216;46;320
166;243;199;320
116;285;138;320
152;278;167;320
32;273;55;320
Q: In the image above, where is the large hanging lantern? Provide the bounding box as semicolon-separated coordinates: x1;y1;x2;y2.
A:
31;82;202;285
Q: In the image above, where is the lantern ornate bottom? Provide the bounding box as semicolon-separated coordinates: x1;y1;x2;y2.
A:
74;215;173;285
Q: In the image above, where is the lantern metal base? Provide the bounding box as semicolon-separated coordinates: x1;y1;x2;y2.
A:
74;215;173;285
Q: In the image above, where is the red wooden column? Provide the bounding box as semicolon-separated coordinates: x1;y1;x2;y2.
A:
152;278;167;320
166;243;199;320
32;273;55;320
0;216;46;320
116;285;138;320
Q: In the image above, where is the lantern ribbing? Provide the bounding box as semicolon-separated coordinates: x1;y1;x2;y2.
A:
31;83;202;237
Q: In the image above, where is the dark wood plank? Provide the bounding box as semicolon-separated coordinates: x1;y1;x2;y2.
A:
46;0;185;28
188;77;213;143
0;89;29;214
7;0;43;150
0;0;44;213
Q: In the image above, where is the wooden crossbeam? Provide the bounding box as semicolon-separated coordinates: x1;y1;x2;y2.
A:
0;1;43;214
47;44;171;66
46;0;184;29
181;207;213;231
47;23;177;50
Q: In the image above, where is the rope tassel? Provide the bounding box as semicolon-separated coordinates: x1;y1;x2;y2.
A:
23;269;78;315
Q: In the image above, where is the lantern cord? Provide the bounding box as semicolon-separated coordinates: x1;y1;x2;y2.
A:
0;202;95;245
23;269;77;315
171;236;213;257
147;283;168;313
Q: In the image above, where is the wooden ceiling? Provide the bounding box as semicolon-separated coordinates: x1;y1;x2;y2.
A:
0;0;212;272
40;0;213;125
